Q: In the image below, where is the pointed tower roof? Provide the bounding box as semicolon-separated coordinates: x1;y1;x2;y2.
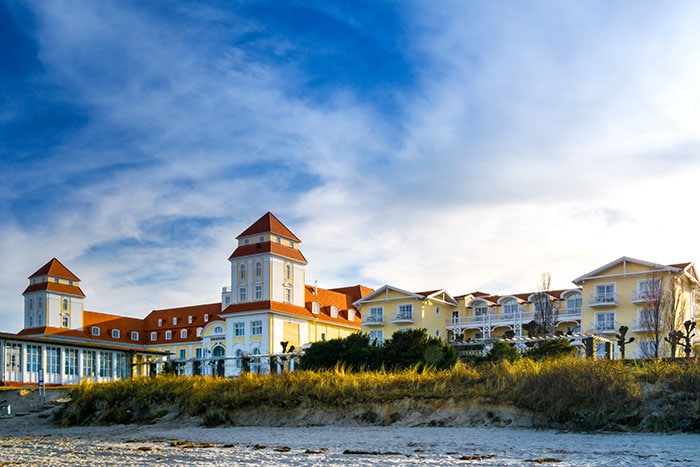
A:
236;212;301;242
28;258;80;281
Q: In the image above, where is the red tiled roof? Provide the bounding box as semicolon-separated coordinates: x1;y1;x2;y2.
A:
143;303;223;344
83;310;146;344
236;212;301;242
416;289;441;297
18;326;92;340
328;285;374;304
668;262;692;270
228;242;308;264
22;281;86;297
28;258;80;281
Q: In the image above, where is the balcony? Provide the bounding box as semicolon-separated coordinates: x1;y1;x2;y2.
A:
630;319;658;333
362;315;384;326
630;290;650;305
593;321;618;334
588;293;618;308
558;306;582;322
390;312;414;324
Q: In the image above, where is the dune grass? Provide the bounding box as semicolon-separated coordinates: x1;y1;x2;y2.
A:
55;358;700;432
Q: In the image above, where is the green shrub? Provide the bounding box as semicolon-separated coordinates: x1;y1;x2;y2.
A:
524;338;577;360
485;341;520;362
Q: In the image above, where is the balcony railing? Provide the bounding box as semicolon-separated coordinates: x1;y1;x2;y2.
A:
362;315;384;326
446;307;582;330
593;321;618;334
630;290;652;304
390;312;414;324
588;293;618;307
630;319;658;333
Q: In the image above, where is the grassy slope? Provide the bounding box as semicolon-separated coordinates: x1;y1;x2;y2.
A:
54;358;700;432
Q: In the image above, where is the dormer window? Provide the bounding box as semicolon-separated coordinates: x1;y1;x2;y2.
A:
172;317;177;325
91;326;100;336
196;327;202;337
204;314;209;322
150;332;157;341
165;330;172;340
348;309;355;322
131;331;139;341
157;319;162;327
111;329;120;339
188;315;193;324
330;306;339;318
312;302;320;315
180;329;187;339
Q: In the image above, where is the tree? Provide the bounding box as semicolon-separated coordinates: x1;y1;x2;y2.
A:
486;341;520;362
615;325;634;360
638;272;686;358
532;273;559;335
524;338;576;360
680;320;696;358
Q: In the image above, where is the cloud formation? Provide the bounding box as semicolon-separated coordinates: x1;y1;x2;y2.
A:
2;1;700;332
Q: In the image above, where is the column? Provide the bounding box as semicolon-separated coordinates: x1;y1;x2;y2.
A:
95;352;101;382
59;347;66;385
78;349;84;379
20;343;26;384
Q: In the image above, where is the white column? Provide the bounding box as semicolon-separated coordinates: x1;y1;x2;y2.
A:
20;343;27;384
112;353;118;381
59;348;66;385
95;352;101;381
78;349;84;379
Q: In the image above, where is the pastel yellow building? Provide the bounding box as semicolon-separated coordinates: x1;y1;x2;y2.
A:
573;257;699;358
355;286;458;344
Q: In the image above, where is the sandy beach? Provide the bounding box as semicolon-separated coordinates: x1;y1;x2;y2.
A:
1;389;699;466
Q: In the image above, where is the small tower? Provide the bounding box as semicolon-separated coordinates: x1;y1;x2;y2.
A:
225;212;307;309
22;258;85;330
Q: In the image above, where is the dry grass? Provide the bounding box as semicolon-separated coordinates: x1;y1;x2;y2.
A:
56;358;700;431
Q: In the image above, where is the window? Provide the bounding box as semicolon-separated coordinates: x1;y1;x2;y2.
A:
188;315;193;324
116;354;128;379
451;310;460;323
196;327;202;337
131;331;139;341
165;330;172;340
92;326;100;337
240;264;246;280
64;349;78;375
348;309;355;322
502;299;519;318
276;236;281;243
234;322;245;336
26;345;40;373
436;307;440;315
195;348;202;359
83;351;96;377
204;314;209;322
565;294;582;312
594;283;616;303
474;304;488;320
435;329;440;338
150;332;157;341
243;238;249;245
255;262;262;277
312;302;320;315
158;319;163;327
595;311;616;332
285;264;292;280
254;284;262;300
284;287;292;303
100;352;113;377
61;314;70;328
180;329;187;339
111;329;120;339
258;235;264;243
29;298;33;309
289;239;294;247
638;278;660;295
398;304;413;320
54;277;59;283
330;306;339;318
173;317;177;325
235;349;243;368
369;307;383;322
369;329;384;346
62;298;68;310
47;347;60;374
68;280;73;286
638;340;658;359
239;286;247;302
321;332;326;341
214;325;224;334
179;349;186;360
251;320;263;335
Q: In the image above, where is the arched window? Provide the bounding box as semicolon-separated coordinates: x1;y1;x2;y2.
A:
255;261;262;277
214;326;224;335
502;299;519;318
240;264;246;280
285;264;291;280
62;298;68;310
235;348;243;368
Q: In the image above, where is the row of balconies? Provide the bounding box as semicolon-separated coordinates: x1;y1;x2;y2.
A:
588;290;664;308
362;311;414;326
443;307;582;330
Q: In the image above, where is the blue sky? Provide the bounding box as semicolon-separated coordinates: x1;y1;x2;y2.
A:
2;1;700;332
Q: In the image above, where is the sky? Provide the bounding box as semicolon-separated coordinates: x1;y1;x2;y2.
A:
2;0;700;333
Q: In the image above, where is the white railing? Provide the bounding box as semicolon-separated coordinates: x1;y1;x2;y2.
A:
446;307;582;330
390;312;414;323
629;319;658;333
362;315;384;325
593;321;618;334
588;293;618;307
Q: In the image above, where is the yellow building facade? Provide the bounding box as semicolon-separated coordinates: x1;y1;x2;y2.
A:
573;257;699;358
356;286;458;344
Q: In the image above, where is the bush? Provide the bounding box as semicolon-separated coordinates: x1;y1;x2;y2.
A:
299;333;382;371
382;329;457;371
525;338;577;360
485;341;520;362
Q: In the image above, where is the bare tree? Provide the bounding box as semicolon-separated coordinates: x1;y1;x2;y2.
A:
638;272;686;358
532;273;559;335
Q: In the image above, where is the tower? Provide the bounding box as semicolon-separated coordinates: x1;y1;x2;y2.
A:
22;258;85;330
224;212;307;309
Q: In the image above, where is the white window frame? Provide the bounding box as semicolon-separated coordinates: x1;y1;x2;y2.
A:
180;329;187;339
111;329;120;339
254;284;262;300
131;331;139;341
91;326;100;336
595;283;616;303
150;331;157;341
330;306;339;318
239;286;247;302
369;329;384;346
234;322;245;337
165;330;172;340
398;304;413;320
595;311;616;331
251;320;263;335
